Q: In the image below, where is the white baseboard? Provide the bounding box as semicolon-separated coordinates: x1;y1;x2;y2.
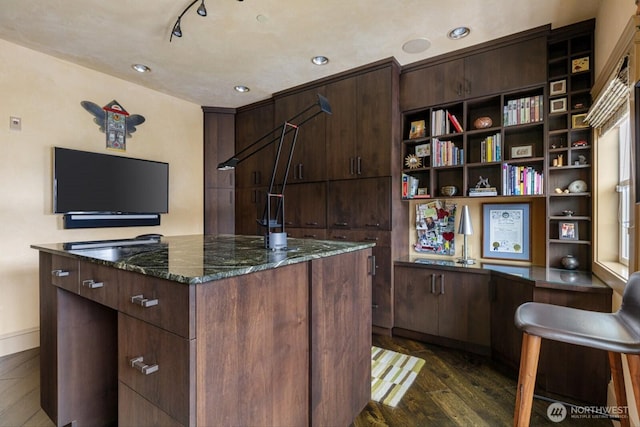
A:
0;327;39;358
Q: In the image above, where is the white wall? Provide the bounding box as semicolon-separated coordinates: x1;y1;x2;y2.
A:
0;39;203;356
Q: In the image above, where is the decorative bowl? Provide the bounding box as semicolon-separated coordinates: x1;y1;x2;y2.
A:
473;116;493;129
440;185;458;196
562;210;574;216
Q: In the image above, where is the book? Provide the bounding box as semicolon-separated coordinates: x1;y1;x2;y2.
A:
447;111;463;133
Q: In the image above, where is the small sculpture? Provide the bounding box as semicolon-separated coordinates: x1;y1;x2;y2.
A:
476;176;490;188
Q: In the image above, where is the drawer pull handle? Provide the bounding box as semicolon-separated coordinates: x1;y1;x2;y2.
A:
334;222;349;227
130;356;159;375
305;221;318;226
364;237;379;241
131;294;158;308
82;279;104;289
365;223;380;228
51;269;70;277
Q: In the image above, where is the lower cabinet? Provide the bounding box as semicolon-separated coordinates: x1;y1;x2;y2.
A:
394;264;491;354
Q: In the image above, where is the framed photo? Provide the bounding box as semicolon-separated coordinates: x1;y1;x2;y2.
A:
511;145;533;159
549;79;566;96
571;56;590;73
409;120;426;139
572;113;588;129
550;97;567;113
415;143;431;157
482;203;531;261
559;221;579;240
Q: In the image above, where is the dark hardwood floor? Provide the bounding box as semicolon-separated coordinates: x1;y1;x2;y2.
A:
0;337;614;426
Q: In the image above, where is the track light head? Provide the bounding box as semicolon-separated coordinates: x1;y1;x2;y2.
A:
172;19;182;37
197;0;207;17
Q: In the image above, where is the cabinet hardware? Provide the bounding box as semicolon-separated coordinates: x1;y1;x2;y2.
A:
356;157;362;175
298;164;303;180
334;235;347;240
303;234;317;238
130;294;159;308
364;237;379;241
305;221;318;226
82;279;104;289
369;255;377;276
350;157;355;175
129;356;159;375
430;274;436;294
439;274;445;294
365;223;380;228
334;222;349;227
372;304;379;309
51;269;70;277
285;221;293;225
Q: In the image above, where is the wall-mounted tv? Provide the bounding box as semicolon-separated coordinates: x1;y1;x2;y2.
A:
54;147;169;228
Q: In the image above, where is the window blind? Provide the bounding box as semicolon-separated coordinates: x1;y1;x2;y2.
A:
585;56;629;133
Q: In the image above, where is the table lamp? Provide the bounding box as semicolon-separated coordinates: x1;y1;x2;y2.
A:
457;205;475;264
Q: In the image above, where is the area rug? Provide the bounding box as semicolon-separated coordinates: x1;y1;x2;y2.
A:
371;346;425;407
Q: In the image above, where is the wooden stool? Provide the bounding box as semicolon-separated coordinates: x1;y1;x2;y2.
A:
513;272;640;427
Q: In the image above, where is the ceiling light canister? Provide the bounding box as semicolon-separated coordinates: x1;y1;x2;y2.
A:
448;26;470;40
132;64;151;73
234;85;250;93
311;56;329;66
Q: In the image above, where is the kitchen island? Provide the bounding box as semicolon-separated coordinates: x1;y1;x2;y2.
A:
33;234;374;426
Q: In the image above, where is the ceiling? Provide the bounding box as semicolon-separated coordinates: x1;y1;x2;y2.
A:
0;0;602;108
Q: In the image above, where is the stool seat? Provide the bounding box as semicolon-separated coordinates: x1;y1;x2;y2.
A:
515;302;640;354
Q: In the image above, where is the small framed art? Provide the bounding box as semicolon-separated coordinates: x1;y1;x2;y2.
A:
559;221;579;240
511;145;533;159
549;79;566;96
572;113;588;129
550;98;567;113
409;120;426;139
571;57;590;73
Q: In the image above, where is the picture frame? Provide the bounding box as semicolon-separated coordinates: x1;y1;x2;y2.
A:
549;79;566;96
571;56;590;73
559;221;579;240
550;97;567;113
482;203;531;261
415;142;431;157
572;113;588;129
511;145;533;159
409;120;426;139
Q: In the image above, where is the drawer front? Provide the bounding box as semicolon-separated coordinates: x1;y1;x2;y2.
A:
78;261;119;309
119;382;183;427
50;255;79;293
328;229;391;246
118;271;194;338
118;313;194;426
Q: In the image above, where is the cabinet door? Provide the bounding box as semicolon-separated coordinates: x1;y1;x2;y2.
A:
235;102;274;188
283;182;326;229
400;59;464;111
394;266;438;335
327;177;391;230
326;76;357;180
356;66;394;178
205;187;235;235
204;111;235;189
274;87;327;183
235;187;266;236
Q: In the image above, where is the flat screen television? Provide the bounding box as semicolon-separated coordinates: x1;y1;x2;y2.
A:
54;147;169;227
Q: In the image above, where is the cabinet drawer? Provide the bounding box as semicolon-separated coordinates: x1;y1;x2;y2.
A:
78;261;119;309
50;255;79;293
119;378;183;427
118;313;194;426
327;230;390;246
118;271;195;338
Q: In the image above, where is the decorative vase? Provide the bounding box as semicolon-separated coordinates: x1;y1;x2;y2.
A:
473;116;493;129
440;186;457;196
561;255;579;270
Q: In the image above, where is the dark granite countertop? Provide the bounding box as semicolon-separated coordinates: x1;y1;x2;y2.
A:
395;256;611;293
32;234;375;285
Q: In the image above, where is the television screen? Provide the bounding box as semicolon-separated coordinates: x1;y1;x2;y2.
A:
54;147;169;214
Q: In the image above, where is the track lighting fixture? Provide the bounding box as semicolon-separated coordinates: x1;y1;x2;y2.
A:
169;0;207;42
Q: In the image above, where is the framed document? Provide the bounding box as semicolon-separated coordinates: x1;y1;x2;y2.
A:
482;203;531;261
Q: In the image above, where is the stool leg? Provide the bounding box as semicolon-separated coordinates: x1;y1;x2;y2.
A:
627;354;640;422
514;332;541;427
608;352;630;427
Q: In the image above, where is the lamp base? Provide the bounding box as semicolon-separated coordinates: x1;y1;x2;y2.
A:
456;258;475;265
264;232;288;251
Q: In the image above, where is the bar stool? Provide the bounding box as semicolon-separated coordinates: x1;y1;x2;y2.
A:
513;271;640;427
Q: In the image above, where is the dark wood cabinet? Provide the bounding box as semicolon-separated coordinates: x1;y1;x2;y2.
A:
325;76;357;180
203;108;236;235
234;187;266;236
234;100;275;189
394;264;491;353
400;59;464;111
327;177;391;230
274;87;327;183
283;182;327;229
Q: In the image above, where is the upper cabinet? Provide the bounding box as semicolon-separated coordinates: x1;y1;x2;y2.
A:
235;100;275;189
274;87;327;184
400;31;547;111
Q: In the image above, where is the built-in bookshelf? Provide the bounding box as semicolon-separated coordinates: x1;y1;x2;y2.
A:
401;88;545;199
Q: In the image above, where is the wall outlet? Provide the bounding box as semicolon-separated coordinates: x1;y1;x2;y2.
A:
10;116;21;131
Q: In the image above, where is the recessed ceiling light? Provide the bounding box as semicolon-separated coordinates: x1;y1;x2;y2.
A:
311;56;329;66
402;38;431;54
234;85;250;93
448;26;470;40
132;64;151;73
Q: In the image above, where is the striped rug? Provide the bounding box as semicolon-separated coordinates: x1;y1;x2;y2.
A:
371;346;425;407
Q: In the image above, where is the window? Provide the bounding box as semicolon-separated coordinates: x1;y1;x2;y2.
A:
617;117;631;265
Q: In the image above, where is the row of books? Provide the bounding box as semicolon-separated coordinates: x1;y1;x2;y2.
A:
431;138;464;167
431;109;463;136
502;164;544;195
401;174;431;199
469;187;498;197
503;95;544;127
480;133;501;162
